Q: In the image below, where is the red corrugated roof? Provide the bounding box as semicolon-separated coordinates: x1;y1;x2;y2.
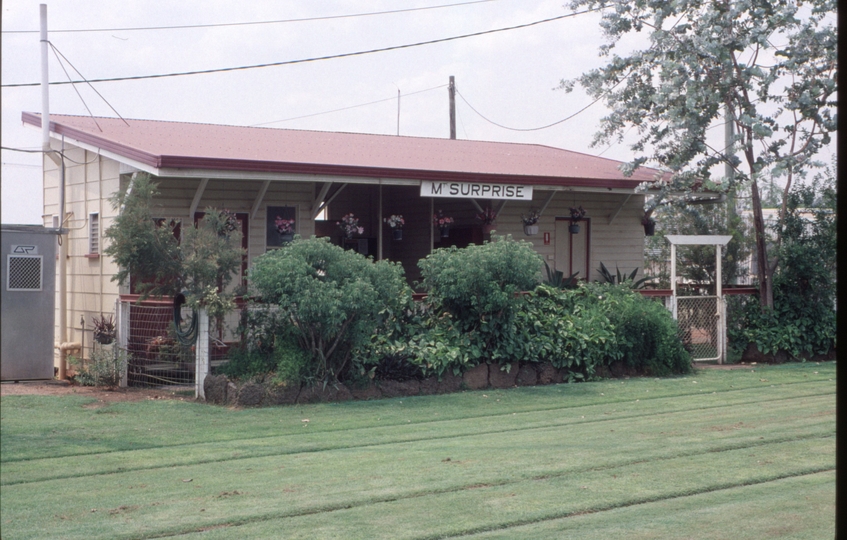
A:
23;112;663;188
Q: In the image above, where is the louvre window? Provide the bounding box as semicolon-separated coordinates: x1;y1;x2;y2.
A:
89;213;100;254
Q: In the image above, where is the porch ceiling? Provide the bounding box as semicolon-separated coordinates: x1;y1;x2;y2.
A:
24;112;665;192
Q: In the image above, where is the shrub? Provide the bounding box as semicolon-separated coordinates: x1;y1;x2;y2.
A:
581;283;691;376
249;236;410;382
69;347;128;388
414;235;542;370
505;285;619;381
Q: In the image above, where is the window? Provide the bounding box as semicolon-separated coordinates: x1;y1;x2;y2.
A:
89;213;100;255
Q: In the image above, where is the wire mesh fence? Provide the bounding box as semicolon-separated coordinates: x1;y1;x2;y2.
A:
118;299;232;388
676;296;720;361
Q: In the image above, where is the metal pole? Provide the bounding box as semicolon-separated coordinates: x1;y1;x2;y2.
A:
716;244;723;364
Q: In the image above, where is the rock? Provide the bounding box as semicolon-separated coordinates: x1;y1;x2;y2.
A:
236;382;265;407
266;384;300;405
225;382;239;405
741;343;768;364
348;381;382;400
515;363;538;386
489;362;518;388
537;363;563;385
298;383;354;403
419;377;439;395
203;374;228;404
462;363;489;390
436;372;463;394
378;379;420;398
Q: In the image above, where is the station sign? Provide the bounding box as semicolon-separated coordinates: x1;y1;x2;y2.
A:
420;181;533;201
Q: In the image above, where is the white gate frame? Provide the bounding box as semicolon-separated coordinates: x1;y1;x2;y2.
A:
666;235;732;364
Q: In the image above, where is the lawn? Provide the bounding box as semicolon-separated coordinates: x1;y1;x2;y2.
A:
0;362;835;539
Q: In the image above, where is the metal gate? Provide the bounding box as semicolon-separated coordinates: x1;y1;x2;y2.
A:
674;295;722;362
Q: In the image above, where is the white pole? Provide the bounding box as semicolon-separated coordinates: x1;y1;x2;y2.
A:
716;244;723;364
670;243;677;319
195;309;210;399
40;4;51;153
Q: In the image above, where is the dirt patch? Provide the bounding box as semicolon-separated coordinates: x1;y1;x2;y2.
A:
0;380;194;403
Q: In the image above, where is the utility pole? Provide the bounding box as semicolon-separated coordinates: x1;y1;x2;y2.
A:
448;76;456;140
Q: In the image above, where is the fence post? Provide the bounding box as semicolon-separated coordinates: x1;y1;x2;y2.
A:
195;308;210;399
117;298;129;387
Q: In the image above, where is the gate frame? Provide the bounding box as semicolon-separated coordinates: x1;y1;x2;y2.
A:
666;235;732;364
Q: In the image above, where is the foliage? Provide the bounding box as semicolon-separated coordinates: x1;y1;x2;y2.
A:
91;314;116;345
543;261;579;290
565;0;837;308
569;206;586;221
337;213;363;237
218;346;277;382
248;236;410;382
432;210;454;228
476;206;497;225
521;207;541;226
417;235;542;348
69;347;128;388
596;262;652;289
103;173;245;319
581;283;691;376
505;285;620;381
644;201;754;290
727;168;836;359
383;214;405;228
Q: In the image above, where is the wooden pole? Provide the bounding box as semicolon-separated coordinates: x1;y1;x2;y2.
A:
449;76;456;140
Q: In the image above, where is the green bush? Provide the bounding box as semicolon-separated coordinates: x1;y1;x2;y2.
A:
727;173;837;360
413;235;543;371
505;285;619;381
69;347;128;388
581;283;691;376
249;236;410;382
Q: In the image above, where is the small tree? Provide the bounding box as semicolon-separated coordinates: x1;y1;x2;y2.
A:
103;173;245;318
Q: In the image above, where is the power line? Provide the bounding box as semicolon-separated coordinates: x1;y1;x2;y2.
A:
456;89;605;132
254;84;446;127
2;0;499;34
2;8;601;88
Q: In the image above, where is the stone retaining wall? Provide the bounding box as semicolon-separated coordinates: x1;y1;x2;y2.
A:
204;361;590;407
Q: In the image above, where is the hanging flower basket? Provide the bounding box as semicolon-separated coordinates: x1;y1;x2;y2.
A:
338;213;364;239
643;221;656;236
521;208;541;236
92;314;116;345
524;224;539;236
393;228;403;240
433;210;454;238
482;223;495;235
568;223;580;234
440;227;450;238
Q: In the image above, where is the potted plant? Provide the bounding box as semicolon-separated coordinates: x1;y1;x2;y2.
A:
433;210;454;238
384;214;405;240
642;213;656;236
568;206;586;234
521;208;541;236
92;314;116;345
274;215;295;242
337;213;364;239
476;206;497;235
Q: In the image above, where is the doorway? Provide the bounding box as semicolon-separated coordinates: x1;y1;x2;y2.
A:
554;218;590;281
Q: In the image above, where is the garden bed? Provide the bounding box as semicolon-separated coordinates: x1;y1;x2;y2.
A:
203;360;640;407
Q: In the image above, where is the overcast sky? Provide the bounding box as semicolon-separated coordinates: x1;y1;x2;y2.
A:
1;0;833;225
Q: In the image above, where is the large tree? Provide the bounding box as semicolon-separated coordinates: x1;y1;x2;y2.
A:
565;0;837;308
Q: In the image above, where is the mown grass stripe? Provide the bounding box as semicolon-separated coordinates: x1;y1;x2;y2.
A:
2;392;833;486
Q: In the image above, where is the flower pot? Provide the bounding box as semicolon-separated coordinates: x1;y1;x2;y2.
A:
643;221;656;236
523;225;539;236
94;331;115;345
392;228;403;240
482;223;495;235
440;227;450;238
568;223;580;234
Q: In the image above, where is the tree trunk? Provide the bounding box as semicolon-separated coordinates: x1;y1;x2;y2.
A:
749;179;773;309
